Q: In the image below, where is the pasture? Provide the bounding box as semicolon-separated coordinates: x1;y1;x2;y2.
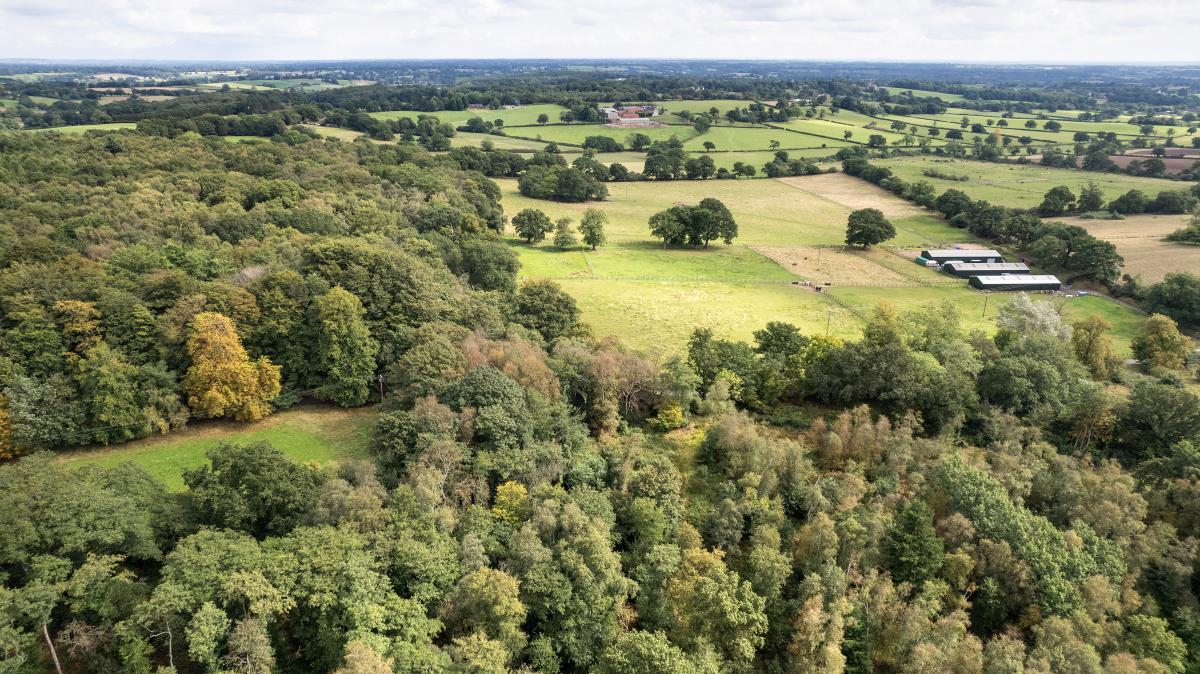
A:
878;87;966;102
370;104;569;128
24;123;137;133
506;123;693;147
680;125;816;152
57;406;375;490
653;99;760;118
874;156;1186;209
500;170;1149;355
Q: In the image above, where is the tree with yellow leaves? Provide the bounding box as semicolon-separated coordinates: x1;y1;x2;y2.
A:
183;312;280;421
0;394;13;460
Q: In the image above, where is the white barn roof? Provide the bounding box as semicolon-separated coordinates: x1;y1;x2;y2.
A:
970;274;1060;287
922;248;1003;259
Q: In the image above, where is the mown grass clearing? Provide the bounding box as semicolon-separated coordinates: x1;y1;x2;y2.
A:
312;126;367;141
779;173;925;218
682;125;822;152
57;406;375;490
497;177;855;246
557;278;861;352
752;246;915;285
875;156;1185;209
513;240;797;283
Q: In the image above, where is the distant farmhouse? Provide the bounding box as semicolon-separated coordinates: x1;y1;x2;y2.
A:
603;104;662;128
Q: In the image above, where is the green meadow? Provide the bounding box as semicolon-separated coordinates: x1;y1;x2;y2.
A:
24;123;137;133
506;123;695;147
57;406;375;490
497;172;1149;354
680;125;831;151
370;103;570;128
875;156;1187;209
877;87;966;102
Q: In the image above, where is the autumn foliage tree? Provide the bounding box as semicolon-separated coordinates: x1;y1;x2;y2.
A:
183;312;281;421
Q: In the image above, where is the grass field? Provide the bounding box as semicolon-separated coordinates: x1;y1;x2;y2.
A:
313;126;367;141
682;125;835;152
370;104;570;128
878;87;965;102
24;123;137;133
775;118;878;144
506;123;694;147
57;406;375;490
913;112;1186;143
653;99;760;118
557;278;862;352
501;171;1149;355
450;131;555;152
701;148;845;169
875;156;1186;209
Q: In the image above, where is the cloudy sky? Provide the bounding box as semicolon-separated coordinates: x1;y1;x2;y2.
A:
1;0;1196;63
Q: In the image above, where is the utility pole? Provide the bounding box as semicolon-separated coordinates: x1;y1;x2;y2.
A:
377;374;385;401
826;308;832;337
982;291;990;318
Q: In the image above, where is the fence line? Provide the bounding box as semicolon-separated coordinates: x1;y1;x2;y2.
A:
816;290;869;321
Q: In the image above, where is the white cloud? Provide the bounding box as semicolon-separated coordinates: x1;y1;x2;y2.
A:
0;0;1196;62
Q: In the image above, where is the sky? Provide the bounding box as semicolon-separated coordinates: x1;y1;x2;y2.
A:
0;0;1197;63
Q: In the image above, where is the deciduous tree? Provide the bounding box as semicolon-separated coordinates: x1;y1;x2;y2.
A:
183;312;280;421
315;287;379;407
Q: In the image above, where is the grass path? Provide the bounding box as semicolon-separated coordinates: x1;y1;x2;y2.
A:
57;405;375;490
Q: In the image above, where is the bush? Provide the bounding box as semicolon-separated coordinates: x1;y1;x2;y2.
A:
1079;211;1124;220
922;168;969;181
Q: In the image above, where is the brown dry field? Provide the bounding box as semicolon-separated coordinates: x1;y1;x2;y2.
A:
1126;148;1200;159
1108;155;1198;175
776;173;925;219
1053;214;1199;283
753;246;916;285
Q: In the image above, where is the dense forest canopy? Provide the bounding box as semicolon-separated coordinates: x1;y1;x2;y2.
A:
0;60;1199;673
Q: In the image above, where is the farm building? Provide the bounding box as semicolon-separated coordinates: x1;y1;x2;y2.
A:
942;261;1030;277
921;249;1004;263
968;274;1061;291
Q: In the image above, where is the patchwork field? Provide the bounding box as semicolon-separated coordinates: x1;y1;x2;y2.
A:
57;406;375;490
875;156;1186;209
500;174;1144;354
